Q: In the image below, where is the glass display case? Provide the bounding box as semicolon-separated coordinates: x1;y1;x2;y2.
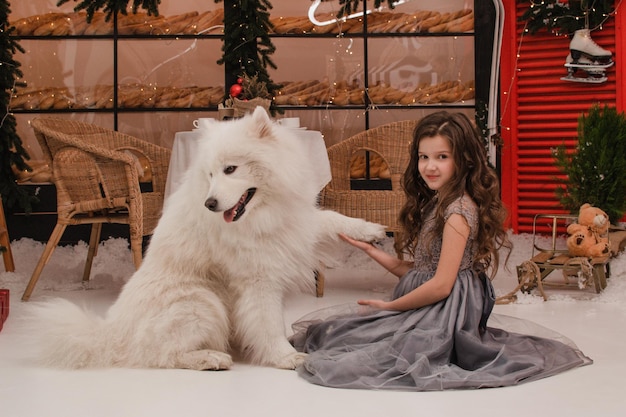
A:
9;0;224;158
9;0;486;152
267;0;479;145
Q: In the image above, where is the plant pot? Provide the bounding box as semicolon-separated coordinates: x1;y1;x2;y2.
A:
232;97;271;118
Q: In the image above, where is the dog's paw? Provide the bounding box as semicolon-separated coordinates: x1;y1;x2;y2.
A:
347;220;387;242
274;352;308;370
177;349;233;371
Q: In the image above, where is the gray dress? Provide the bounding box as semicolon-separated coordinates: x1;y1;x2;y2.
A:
291;195;591;391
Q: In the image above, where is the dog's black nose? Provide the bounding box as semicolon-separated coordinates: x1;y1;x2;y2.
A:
205;197;218;211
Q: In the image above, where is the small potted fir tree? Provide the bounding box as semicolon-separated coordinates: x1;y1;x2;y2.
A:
553;103;626;224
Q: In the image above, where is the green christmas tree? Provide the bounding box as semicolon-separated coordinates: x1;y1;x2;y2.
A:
553;104;626;223
1;0;35;212
215;0;280;108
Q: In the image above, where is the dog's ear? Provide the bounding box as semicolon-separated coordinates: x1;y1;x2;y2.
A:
250;106;273;139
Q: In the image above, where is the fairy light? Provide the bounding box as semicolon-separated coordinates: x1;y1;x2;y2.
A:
499;0;622;135
0;58;20;128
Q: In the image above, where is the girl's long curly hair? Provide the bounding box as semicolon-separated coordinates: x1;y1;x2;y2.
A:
398;111;511;278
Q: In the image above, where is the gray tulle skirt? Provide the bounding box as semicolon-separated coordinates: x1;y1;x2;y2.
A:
290;269;592;391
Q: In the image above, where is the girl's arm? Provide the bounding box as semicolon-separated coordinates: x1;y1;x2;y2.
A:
339;233;413;278
358;213;470;311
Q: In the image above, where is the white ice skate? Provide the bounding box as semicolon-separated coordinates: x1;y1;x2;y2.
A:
568;29;613;65
562;29;613;84
562;53;613;84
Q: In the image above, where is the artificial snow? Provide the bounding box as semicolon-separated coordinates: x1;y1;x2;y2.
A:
1;231;624;305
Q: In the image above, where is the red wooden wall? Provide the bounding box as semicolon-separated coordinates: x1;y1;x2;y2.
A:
499;1;624;233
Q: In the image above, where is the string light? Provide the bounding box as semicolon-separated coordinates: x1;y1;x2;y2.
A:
499;0;621;135
0;60;19;129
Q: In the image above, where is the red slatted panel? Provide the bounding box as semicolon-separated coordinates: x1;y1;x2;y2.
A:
500;2;617;233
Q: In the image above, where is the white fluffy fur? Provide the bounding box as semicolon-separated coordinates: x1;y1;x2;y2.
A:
26;107;386;370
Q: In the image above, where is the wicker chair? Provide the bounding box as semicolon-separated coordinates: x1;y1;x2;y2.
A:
316;120;418;296
21;118;171;301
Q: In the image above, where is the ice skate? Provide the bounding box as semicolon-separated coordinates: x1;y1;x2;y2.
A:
569;29;613;65
562;53;613;84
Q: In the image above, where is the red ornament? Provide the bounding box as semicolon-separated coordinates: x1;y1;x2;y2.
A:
237;77;243;84
230;83;243;97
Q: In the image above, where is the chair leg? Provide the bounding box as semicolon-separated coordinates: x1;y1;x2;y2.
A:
129;230;143;269
22;223;67;301
315;268;325;297
0;199;14;272
1;241;15;272
82;223;102;282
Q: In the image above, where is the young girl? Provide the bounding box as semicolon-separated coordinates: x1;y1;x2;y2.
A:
291;111;591;391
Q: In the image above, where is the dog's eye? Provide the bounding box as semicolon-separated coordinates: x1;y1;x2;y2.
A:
224;166;237;174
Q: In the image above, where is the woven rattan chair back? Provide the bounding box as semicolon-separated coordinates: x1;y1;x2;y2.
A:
320;119;417;234
316;120;418;296
22;118;171;301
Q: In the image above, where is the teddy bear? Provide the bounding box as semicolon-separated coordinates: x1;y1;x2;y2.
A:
566;203;610;258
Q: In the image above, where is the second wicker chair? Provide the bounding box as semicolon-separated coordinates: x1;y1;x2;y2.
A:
22;118;171;301
317;119;418;296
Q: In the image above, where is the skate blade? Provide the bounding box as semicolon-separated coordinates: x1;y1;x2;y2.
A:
565;61;614;70
561;75;607;84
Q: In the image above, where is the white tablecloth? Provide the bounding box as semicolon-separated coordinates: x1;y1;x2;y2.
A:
165;128;331;201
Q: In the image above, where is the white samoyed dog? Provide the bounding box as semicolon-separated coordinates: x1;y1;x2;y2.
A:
27;107;386;371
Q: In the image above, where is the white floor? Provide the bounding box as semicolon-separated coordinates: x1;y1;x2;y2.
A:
1;235;626;417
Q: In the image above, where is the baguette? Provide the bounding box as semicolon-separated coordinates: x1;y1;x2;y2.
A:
401;11;434;33
67;12;89;35
383;88;406;104
443;10;474;33
34;15;71;36
349;89;365;105
163;12;200;35
330;91;350;106
308;12;337;34
190;10;225;34
447;15;474;33
38;94;56;110
415;12;442;32
13;13;65;36
280;80;319;95
83;13;113;35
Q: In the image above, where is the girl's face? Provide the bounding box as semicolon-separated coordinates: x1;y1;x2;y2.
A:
417;134;455;191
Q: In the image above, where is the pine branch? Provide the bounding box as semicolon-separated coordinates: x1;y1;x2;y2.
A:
322;0;396;18
554;104;626;223
215;0;280;113
56;0;161;22
519;0;615;36
1;0;36;212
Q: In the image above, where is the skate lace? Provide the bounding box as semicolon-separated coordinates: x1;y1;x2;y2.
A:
588;37;602;49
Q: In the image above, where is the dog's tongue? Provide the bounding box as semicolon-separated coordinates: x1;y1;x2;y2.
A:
223;193;248;223
223;207;236;223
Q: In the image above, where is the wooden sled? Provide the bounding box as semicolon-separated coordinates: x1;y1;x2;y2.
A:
497;214;610;304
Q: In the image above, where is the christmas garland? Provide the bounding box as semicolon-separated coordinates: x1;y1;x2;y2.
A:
519;0;616;36
214;0;280;108
322;0;396;17
1;0;36;211
56;0;160;21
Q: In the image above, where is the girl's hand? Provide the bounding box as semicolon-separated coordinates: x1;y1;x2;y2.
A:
357;298;392;310
339;233;375;252
340;233;413;278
